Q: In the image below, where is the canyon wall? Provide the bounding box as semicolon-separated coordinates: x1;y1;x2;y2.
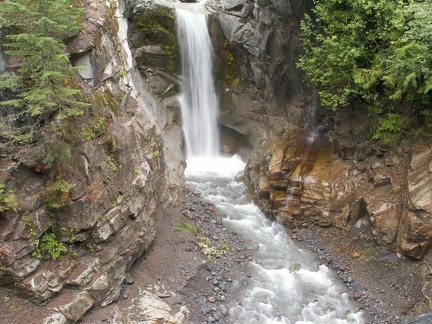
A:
0;0;184;321
1;0;431;321
209;0;432;311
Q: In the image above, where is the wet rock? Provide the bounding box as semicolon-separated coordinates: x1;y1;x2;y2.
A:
0;0;185;319
243;239;259;251
349;198;368;226
289;262;301;272
368;203;400;244
125;273;134;285
406;312;432;324
224;0;247;11
218;304;229;317
217;13;242;41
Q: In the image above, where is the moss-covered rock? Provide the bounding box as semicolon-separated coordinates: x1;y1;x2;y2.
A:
128;5;179;74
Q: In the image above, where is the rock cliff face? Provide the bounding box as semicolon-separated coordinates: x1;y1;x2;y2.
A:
210;0;312;149
208;0;432;310
0;0;184;321
1;0;432;320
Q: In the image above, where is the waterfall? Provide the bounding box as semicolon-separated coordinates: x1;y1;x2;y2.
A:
176;7;220;158
175;5;364;324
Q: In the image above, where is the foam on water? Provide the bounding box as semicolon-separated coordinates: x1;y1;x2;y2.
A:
186;156;365;324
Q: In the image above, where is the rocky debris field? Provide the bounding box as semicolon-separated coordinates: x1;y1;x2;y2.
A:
0;186;430;323
294;225;429;324
83;187;258;323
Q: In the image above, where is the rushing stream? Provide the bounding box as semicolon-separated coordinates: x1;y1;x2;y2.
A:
186;157;364;323
176;3;365;323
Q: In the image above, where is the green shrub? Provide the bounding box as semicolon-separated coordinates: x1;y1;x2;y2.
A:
81;116;108;140
32;233;67;260
297;0;432;136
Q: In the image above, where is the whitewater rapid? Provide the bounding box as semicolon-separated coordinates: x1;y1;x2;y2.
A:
186;156;365;324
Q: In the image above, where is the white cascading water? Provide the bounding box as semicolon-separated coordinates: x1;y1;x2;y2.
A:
177;4;365;323
177;6;220;158
186;157;365;323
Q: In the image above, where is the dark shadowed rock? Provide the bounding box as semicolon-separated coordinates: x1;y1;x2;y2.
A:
271;0;293;15
406;312;432;324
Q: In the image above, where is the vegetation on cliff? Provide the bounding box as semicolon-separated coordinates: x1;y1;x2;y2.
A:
0;0;86;144
0;184;17;213
0;0;85;260
297;0;432;142
128;5;179;74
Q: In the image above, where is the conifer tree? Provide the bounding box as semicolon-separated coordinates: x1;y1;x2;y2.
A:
0;0;86;142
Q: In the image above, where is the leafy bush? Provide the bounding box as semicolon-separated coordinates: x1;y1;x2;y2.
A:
297;0;432;138
32;233;67;260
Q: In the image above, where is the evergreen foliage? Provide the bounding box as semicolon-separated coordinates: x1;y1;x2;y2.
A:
0;0;86;143
43;178;73;210
297;0;432;140
0;184;18;213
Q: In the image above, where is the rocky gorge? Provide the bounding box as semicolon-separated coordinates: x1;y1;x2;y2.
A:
0;0;432;323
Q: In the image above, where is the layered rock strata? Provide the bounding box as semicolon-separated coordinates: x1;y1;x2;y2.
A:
0;0;184;321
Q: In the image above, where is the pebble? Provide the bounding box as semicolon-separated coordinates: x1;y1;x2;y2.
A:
208;296;216;303
218;304;229;316
125;274;134;285
201;306;212;314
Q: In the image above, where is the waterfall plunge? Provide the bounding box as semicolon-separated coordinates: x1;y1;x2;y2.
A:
176;8;220;158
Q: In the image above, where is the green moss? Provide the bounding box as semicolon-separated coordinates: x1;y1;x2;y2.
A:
105;155;121;172
174;218;201;234
101;135;118;154
78;89;120;141
104;0;120;34
131;5;179;73
133;6;176;46
224;44;241;87
93;90;119;117
81;116;108;140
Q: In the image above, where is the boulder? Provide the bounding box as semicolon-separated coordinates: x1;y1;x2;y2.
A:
397;209;432;259
224;0;248;11
271;0;293;15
